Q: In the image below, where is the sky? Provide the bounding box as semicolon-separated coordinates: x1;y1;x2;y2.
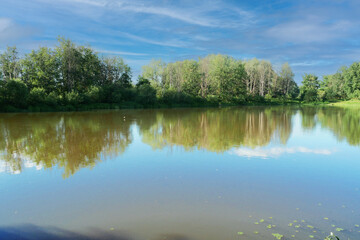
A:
0;0;360;82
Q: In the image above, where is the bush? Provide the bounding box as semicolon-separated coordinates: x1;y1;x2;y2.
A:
45;91;60;106
317;89;326;102
84;86;100;103
351;89;360;100
136;83;156;106
27;87;46;105
1;79;29;108
303;89;318;102
65;91;82;105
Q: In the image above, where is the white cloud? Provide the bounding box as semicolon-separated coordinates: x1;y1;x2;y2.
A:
232;146;333;159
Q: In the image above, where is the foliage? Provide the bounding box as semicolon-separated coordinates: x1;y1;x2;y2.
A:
1;37;360;111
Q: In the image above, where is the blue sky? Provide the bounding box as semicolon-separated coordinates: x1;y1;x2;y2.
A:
0;0;360;82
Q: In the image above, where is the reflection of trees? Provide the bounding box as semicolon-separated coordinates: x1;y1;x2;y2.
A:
1;106;358;178
317;107;360;146
300;107;318;130
139;107;294;152
0;112;133;177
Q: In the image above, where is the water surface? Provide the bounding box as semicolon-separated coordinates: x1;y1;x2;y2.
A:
0;106;359;240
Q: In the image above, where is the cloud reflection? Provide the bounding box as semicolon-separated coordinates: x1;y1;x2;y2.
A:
232;146;333;159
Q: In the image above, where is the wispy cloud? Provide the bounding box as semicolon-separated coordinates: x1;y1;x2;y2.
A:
121;32;188;48
0;18;37;45
232;146;334;159
1;0;360;82
96;49;148;56
56;0;253;28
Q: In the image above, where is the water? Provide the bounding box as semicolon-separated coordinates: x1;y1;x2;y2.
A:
0;106;359;240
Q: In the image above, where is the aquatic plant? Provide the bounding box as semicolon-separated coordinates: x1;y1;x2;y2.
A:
272;233;283;240
324;232;340;240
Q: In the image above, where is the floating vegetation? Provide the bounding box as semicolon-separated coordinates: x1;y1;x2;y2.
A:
291;235;295;238
254;222;259;225
269;217;273;219
335;228;343;232
260;219;265;223
272;233;283;240
267;224;272;229
309;235;314;238
307;225;314;229
301;220;306;223
324;233;341;240
254;231;259;234
288;223;293;227
293;220;298;223
355;224;359;228
237;232;244;235
331;224;336;227
296;208;300;211
295;225;301;228
109;227;114;231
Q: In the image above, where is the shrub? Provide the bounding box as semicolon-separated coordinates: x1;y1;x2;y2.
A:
65;91;82;105
136;83;156;106
84;86;100;103
1;79;29;108
45;91;60;106
303;89;318;102
27;87;46;105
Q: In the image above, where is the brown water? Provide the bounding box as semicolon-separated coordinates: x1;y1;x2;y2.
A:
0;106;359;240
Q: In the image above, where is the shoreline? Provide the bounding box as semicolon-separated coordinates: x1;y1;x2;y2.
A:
1;99;359;114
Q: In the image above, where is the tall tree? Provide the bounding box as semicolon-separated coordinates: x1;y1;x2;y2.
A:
0;46;21;81
21;47;59;93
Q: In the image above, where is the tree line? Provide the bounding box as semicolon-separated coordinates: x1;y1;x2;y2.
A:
0;38;360;111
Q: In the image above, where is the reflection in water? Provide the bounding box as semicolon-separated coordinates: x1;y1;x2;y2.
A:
140;107;294;152
232;146;333;158
0;106;359;177
0;112;133;177
317;107;360;146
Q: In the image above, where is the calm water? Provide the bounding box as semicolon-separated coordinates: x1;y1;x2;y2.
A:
0;106;359;240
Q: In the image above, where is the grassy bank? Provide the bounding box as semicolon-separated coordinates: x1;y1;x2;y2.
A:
326;99;360;107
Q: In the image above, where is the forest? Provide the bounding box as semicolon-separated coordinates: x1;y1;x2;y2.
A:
1;38;360;112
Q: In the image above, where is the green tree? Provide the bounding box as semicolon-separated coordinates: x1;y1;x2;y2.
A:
181;60;201;97
21;47;59;93
343;62;360;98
1;79;29;108
276;63;298;98
300;74;320;101
0;46;21;81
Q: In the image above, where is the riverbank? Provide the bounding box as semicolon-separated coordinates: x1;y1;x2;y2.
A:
0;98;301;113
1;99;359;113
327;99;360;107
